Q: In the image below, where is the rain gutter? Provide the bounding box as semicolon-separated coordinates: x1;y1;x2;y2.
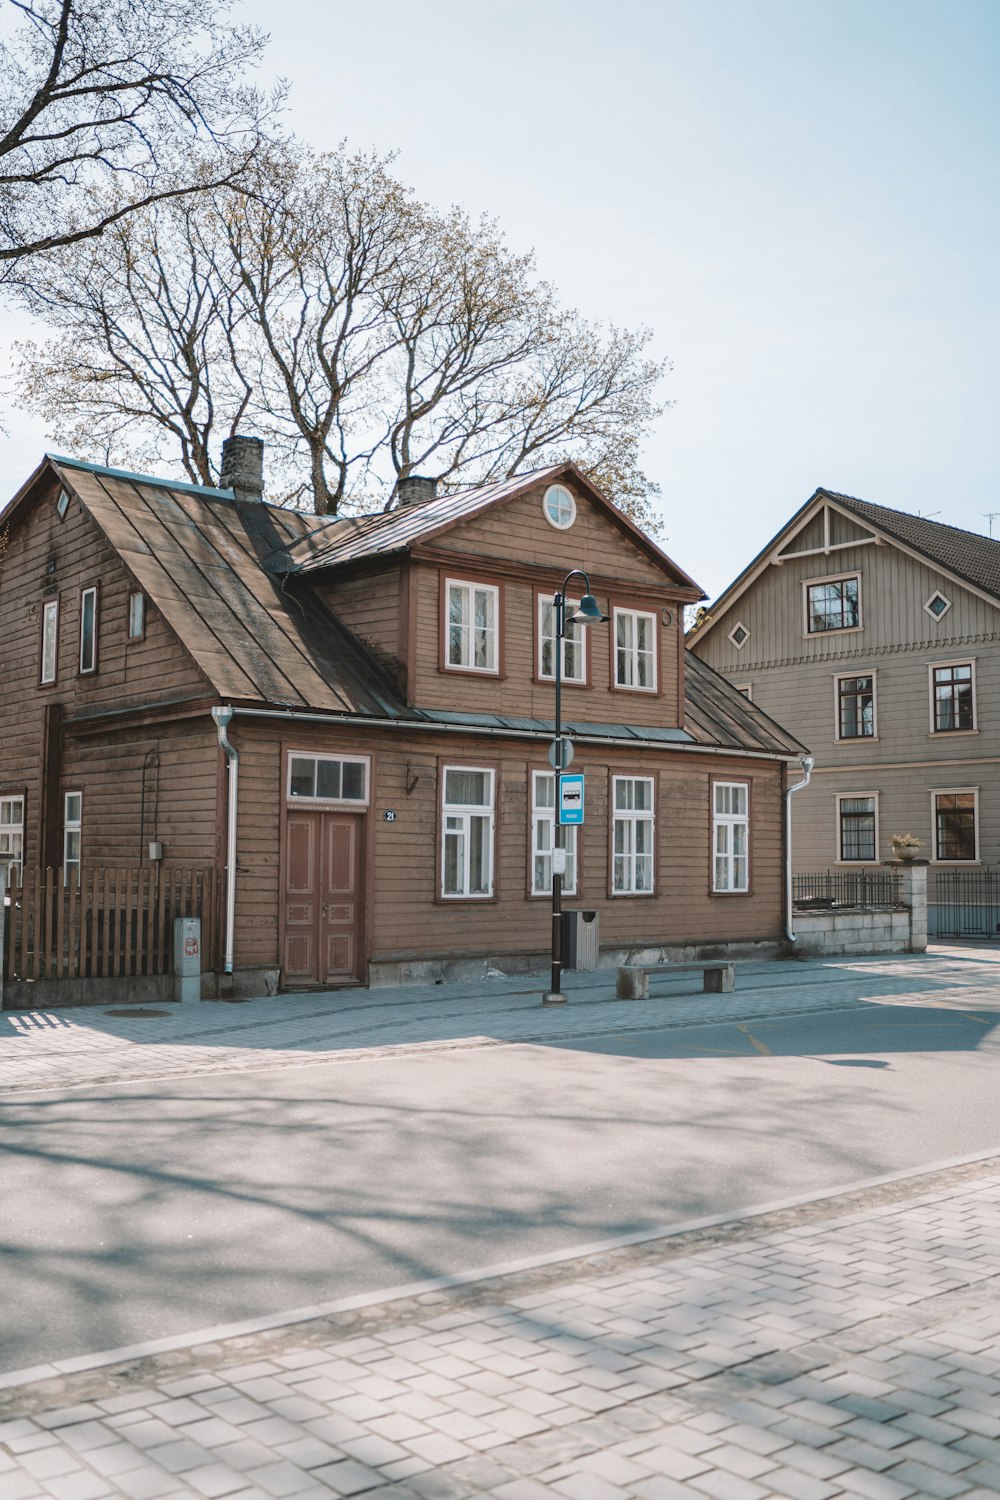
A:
785;755;815;942
211;706;238;974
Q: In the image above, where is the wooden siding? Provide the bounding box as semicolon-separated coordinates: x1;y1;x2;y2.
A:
313;562;403;682
229;719;785;976
429;474;682;587
408;562;684;726
0;479;212;870
693;524;1000;871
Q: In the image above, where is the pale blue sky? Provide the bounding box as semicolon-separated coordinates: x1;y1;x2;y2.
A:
2;0;997;599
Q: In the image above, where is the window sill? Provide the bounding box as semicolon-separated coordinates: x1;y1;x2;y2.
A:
834;736;880;745
928;729;979;738
612;684;659;695
803;626;863;639
440;665;502;679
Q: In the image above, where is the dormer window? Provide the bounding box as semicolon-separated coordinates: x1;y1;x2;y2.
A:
805;574;861;634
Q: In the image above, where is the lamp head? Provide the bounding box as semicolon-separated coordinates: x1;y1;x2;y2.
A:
571;593;608;626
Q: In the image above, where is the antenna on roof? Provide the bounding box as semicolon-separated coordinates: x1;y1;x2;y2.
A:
983;512;1000;537
915;509;940;519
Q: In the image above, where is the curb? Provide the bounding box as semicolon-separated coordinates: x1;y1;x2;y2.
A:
3;1144;999;1394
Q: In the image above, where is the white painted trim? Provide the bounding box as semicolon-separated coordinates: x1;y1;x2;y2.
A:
285;750;371;807
611;774;656;894
927;657;977;734
924;590;952;622
445;578;500;675
537;595;587;684
728;620;750;651
802;570;862;638
929;786;980;863
441;765;496;899
712;780;750;893
835;790;880;863
832;668;878;743
612;606;658;693
530;769;578;896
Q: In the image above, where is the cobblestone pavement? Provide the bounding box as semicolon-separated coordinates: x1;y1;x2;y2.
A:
2;1160;1000;1499
2;946;1000;1097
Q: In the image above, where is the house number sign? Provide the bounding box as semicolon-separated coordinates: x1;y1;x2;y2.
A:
383;810;397;821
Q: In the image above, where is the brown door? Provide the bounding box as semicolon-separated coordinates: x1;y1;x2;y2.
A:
283;810;364;986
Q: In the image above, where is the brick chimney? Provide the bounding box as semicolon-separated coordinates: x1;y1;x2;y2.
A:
394;474;437;508
220;435;264;503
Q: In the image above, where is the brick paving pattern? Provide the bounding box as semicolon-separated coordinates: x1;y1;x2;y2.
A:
2;1169;999;1498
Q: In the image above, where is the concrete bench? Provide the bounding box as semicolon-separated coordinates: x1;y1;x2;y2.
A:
616;960;735;1000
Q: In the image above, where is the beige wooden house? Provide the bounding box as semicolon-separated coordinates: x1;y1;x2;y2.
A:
1;439;805;996
688;488;1000;883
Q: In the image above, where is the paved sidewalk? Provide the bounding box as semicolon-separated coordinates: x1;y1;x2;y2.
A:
2;946;1000;1096
2;1160;1000;1500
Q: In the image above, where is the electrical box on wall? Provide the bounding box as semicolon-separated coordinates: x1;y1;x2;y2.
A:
148;842;163;861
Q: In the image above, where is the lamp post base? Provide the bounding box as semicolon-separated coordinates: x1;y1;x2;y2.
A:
542;990;568;1006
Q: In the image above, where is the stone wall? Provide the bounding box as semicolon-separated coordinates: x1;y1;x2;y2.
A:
791;863;927;957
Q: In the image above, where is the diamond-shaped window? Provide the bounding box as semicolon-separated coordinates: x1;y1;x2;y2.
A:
729;622;749;649
924;592;951;620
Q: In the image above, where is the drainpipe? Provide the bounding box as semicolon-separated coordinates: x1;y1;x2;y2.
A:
212;706;238;974
785;755;815;943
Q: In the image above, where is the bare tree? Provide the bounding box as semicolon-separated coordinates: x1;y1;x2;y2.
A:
14;180;251;482
13;142;669;523
0;0;275;275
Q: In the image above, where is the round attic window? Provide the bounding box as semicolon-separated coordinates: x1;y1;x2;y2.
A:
543;484;576;530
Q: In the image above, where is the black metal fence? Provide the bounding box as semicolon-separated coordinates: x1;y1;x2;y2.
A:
792;869;903;911
930;867;1000;939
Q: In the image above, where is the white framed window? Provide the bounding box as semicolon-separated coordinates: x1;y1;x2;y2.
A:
728;621;749;650
924;591;951;621
612;775;655;894
538;596;586;684
79;586;98;674
40;597;59;685
531;771;578;895
56;488;70;519
446;579;499;674
442;766;495;898
1;795;24;883
835;671;877;740
804;573;861;634
613;608;657;691
542;484;577;530
734;683;753;700
836;793;879;862
931;788;979;862
287;753;369;804
929;660;976;733
128;591;145;640
713;781;749;892
63;792;82;884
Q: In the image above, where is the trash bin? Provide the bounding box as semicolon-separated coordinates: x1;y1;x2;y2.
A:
562;909;600;971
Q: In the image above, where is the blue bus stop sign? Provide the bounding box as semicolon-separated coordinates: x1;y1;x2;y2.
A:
558;773;585;825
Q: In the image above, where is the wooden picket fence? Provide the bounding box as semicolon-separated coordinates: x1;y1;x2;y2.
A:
2;865;217;983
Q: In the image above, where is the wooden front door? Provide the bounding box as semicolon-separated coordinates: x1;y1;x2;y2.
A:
283;811;364;986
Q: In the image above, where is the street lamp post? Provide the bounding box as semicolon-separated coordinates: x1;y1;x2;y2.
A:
542;569;607;1006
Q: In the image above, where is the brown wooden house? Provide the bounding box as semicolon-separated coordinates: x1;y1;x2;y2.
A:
0;439;805;997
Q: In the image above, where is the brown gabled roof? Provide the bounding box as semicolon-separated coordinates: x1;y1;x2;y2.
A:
48;457;404;715
281;461;705;596
683;653;808;756
3;453;800;758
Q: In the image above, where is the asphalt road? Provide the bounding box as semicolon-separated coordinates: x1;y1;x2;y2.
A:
2;999;999;1373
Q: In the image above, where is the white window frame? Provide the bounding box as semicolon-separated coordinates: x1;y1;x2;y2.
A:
531;770;578;896
56;488;70;519
128;591;145;640
924;591;952;622
930;787;980;864
713;781;749;893
542;484;577;530
928;659;977;734
728;621;750;650
803;571;862;636
79;585;98;674
40;597;59;685
611;775;655;894
445;579;499;675
63;791;82;885
836;792;880;864
833;669;878;742
734;683;753;700
286;753;370;805
537;596;587;684
1;795;25;884
613;607;658;692
441;766;495;899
